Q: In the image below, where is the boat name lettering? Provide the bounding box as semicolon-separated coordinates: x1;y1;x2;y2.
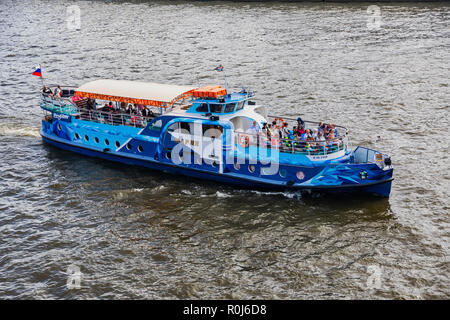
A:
53;113;70;120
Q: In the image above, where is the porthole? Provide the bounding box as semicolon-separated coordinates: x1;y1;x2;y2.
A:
126;143;132;150
248;165;255;173
84;135;89;141
57;123;62;131
296;171;305;180
279;168;287;178
94;137;99;143
115;141;120;148
138;145;143;153
104;139;109;146
234;163;241;170
74;133;80;139
262;167;277;176
166;152;171;159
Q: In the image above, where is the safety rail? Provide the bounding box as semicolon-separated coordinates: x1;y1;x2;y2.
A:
40;94;156;128
267;115;349;135
234;131;348;156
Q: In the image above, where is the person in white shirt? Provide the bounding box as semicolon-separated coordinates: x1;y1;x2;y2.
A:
54;85;62;98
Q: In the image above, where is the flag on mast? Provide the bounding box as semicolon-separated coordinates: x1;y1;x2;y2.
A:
32;65;42;77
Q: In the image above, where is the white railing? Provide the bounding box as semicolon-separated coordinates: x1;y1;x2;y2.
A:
234;131;347;155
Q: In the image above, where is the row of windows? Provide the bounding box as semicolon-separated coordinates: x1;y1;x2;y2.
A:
73;133;144;153
195;101;245;114
163;152;305;180
233;163;305;180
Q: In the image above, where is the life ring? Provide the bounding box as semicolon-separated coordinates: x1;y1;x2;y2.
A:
270;137;279;146
239;134;250;148
131;116;139;124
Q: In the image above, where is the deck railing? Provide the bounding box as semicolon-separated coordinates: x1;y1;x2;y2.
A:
234;130;348;156
40;93;156;128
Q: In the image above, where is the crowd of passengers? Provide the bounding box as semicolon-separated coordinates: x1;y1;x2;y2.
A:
81;100;155;126
249;117;341;151
42;85;154;123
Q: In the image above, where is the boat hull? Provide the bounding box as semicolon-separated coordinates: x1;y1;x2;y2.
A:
41;131;393;197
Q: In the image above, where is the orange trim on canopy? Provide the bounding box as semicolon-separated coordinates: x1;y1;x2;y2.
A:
192;86;227;99
74;90;194;107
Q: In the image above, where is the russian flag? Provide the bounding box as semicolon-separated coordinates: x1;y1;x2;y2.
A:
32;65;42;77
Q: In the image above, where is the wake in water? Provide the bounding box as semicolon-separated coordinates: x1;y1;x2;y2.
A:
0;124;40;138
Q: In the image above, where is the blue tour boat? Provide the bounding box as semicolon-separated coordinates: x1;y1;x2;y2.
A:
39;78;393;197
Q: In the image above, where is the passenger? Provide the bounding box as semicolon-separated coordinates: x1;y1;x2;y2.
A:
54;85;63;98
107;108;113;123
142;107;148;118
317;131;326;146
126;104;133;114
297;117;305;130
331;124;339;138
281;122;290;139
296;125;305;137
267;124;273;138
312;128;318;140
306;129;315;141
318;121;327;134
326;127;335;140
250;121;260;137
272;120;278;129
261;123;268;136
294;132;303;149
87;98;95;110
42;85;53;96
108;101;114;110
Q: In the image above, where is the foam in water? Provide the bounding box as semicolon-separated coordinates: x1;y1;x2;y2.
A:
0;125;40;138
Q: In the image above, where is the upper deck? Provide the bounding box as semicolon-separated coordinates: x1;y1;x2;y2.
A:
40;81;350;159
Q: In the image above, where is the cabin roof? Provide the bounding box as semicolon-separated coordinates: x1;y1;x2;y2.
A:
74;79;197;107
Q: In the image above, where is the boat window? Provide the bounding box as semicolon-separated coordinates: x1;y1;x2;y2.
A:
236;101;245;111
224;103;236;113
202;124;223;137
209;104;223;113
180;122;191;134
196;103;209;112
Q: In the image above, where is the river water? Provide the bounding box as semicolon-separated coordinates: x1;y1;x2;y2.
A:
0;0;449;299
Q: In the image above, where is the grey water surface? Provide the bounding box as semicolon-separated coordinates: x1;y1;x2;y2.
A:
0;0;449;299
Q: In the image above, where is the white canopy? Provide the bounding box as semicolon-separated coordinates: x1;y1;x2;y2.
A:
75;79;197;107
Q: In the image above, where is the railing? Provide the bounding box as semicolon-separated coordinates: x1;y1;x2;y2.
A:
76;108;156;128
234;130;348;156
40;94;156;128
267;115;349;135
